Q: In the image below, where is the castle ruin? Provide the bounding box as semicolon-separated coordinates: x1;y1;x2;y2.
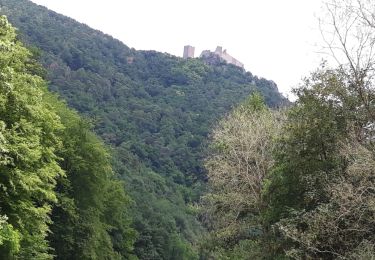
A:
183;45;244;69
200;46;244;68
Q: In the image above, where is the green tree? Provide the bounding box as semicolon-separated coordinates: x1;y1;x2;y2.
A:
0;15;63;259
276;137;375;259
200;93;285;258
263;1;375;254
0;215;20;257
46;97;136;260
266;67;375;258
265;68;350;224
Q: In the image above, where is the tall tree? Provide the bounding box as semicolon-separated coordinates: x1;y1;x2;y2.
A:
46;101;136;260
320;0;375;123
200;94;285;258
264;66;375;259
0;15;63;259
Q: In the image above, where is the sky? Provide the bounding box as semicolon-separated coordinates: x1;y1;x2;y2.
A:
30;0;326;99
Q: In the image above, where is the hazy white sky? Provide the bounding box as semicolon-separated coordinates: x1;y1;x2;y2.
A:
30;0;326;98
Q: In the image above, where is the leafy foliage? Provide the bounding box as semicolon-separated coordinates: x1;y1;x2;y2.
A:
0;15;63;259
46;98;136;260
263;66;375;259
200;93;285;258
265;69;350;226
0;16;136;259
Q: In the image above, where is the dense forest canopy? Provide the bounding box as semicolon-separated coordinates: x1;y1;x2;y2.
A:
0;0;287;258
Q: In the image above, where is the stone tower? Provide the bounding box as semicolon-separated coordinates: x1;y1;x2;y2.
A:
215;46;223;54
183;45;195;59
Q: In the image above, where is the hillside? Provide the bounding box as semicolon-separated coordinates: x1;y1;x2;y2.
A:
0;0;287;258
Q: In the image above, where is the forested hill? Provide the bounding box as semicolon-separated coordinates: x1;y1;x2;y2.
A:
0;0;287;258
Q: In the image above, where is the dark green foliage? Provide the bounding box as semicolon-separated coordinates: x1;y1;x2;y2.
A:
265;69;349;222
0;0;286;257
265;77;348;225
46;98;136;260
0;16;136;259
264;68;375;258
0;15;62;259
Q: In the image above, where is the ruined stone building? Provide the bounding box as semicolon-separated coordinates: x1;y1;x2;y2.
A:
200;46;244;68
183;45;244;69
183;45;195;58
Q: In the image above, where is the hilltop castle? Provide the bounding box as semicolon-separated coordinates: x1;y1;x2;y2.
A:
182;45;244;69
201;46;244;68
